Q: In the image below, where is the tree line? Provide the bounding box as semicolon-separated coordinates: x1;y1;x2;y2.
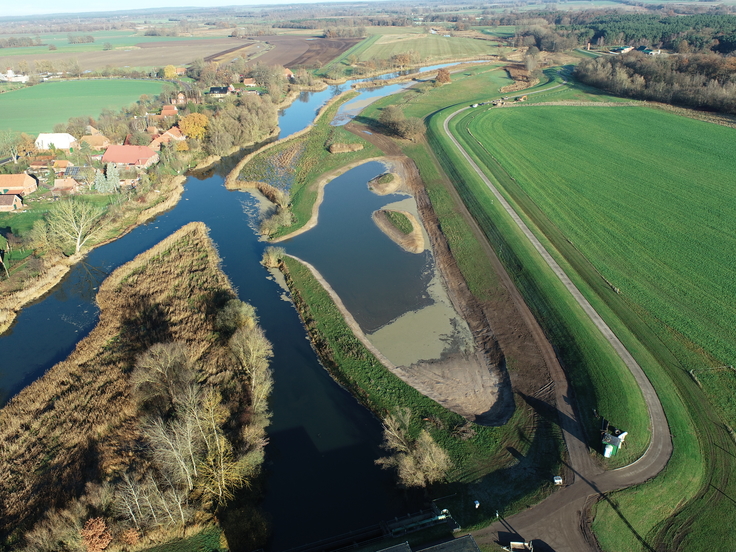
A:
575;51;736;113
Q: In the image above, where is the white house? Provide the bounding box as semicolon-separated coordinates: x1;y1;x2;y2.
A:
0;69;29;83
35;133;77;151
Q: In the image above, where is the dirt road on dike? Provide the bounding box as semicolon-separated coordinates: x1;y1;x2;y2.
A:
442;105;673;551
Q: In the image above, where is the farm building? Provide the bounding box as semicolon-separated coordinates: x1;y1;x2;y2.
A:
52;160;73;174
161;105;178;118
52;177;79;194
0;69;29;83
35;133;76;151
0;195;23;212
0;174;37;196
79;134;111;151
102;145;159;168
284;68;295;80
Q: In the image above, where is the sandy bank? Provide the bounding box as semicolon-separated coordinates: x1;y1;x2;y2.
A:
372;209;424;254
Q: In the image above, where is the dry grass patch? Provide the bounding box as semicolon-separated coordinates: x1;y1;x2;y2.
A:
0;222;270;550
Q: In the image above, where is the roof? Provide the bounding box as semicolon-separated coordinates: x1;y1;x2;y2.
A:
80;135;109;147
64;166;95;179
53;160;72;169
209;86;229;94
377;544;412;552
161;105;178;114
0;174;33;187
52;177;78;189
602;433;622;447
417;535;482;552
242;78;257;86
0;195;21;206
36;133;76;146
102;145;157;165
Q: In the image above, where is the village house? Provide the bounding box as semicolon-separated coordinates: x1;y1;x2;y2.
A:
101;145;159;168
52;160;73;175
242;78;257;87
78;134;111;151
35;133;76;151
52;177;79;194
28;156;54;171
171;92;188;106
208;85;235;98
161;104;178;118
284;68;294;80
0;174;38;196
0;195;23;212
148;127;185;151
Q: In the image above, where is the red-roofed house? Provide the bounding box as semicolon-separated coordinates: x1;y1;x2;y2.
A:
149;127;185;151
161;105;178;118
0;195;23;212
53;160;73;174
102;145;159;168
284;67;294;80
242;78;257;87
0;174;37;196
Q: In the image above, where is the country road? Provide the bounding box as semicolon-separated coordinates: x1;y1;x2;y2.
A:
441;104;673;551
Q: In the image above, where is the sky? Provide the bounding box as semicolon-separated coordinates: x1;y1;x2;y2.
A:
4;0;349;18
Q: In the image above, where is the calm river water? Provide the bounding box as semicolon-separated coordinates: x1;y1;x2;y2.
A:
0;68;466;549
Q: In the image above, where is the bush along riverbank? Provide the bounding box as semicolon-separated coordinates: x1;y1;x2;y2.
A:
233;91;380;239
269;250;563;528
0;222;273;551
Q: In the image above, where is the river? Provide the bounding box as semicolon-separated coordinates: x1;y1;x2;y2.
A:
0;64;474;550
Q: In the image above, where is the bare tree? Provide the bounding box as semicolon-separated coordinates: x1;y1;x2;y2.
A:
0;129;21;164
375;408;451;488
131;342;195;411
46;198;106;254
229;326;273;415
144;417;196;491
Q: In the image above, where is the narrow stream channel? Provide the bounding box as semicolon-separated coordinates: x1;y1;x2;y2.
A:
0;63;479;549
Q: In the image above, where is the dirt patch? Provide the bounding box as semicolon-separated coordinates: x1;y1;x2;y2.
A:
329;142;364;153
368;171;405;195
242;36;361;69
346;121;555;422
0;38;250;71
372;209;424;253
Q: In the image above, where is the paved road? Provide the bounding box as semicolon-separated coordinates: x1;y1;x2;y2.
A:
441;104;673;551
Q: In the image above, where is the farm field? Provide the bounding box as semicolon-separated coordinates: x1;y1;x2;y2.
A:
0;37;249;72
0;79;164;135
356;33;498;62
448;102;736;550
465;106;736;375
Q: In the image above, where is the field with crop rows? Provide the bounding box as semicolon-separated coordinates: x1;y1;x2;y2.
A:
357;34;496;62
450;102;736;550
466;105;736;379
0;79;164;135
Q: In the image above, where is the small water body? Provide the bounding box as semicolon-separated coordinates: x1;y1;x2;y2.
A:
285;161;433;333
0;65;474;548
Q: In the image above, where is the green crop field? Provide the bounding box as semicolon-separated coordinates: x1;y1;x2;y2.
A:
0;79;165;135
357;34;497;62
465;106;736;377
445;101;736;550
0;30;223;57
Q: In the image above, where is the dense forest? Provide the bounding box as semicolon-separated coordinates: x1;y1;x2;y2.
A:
575;52;736;113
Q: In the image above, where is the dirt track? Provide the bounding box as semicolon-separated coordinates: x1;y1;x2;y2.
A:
441;105;672;551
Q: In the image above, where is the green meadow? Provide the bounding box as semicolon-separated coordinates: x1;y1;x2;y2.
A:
0;79;165;135
448;101;736;550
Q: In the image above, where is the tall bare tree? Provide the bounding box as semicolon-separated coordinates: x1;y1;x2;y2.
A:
46;198;106;254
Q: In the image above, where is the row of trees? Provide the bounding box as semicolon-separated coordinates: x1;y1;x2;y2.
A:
323;26;366;38
575;51;736;113
0;36;40;49
67;34;95;44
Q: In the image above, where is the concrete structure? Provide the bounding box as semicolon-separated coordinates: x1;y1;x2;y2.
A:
0;174;37;196
35;133;76;151
0;69;29;83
